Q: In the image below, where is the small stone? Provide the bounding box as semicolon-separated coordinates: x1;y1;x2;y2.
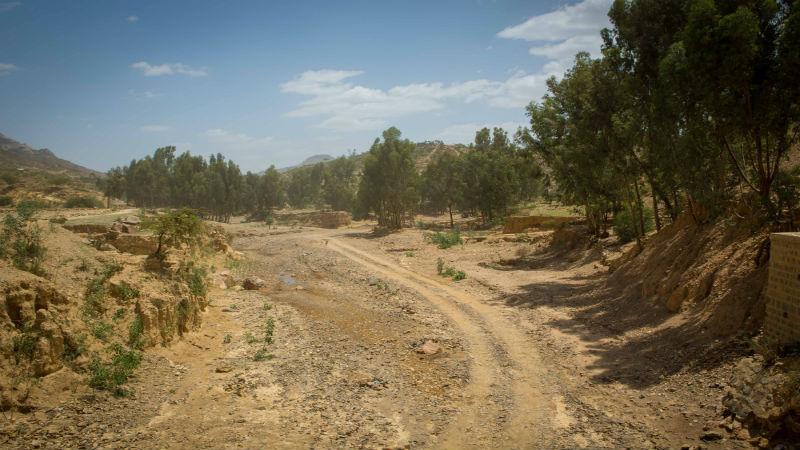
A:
216;366;232;373
700;430;723;441
416;340;443;355
123;216;141;225
368;279;379;286
243;277;267;290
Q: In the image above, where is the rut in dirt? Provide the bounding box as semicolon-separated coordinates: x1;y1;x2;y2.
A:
324;235;572;449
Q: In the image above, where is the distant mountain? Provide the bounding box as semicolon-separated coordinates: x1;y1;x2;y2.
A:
0;133;101;176
277;154;335;173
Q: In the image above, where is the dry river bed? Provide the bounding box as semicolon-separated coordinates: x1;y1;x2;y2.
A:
1;223;751;449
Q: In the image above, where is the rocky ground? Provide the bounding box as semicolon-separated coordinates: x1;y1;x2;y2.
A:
0;218;780;449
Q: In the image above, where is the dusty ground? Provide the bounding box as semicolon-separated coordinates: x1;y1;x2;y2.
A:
1;218;756;449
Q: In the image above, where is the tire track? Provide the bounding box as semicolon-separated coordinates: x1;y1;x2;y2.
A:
325;237;569;448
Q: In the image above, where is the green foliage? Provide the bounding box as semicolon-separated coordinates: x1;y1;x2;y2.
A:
176;298;192;319
49;216;67;224
356;127;420;228
424;228;463;249
0;203;46;276
12;323;40;362
110;282;139;301
421;150;463;226
128;316;145;350
0;195;13;207
614;207;655;243
223;334;232;344
245;331;259;344
87;343;142;397
253;348;273;361
46;174;72;186
143;208;205;257
91;320;114;342
64;196;104;208
263;317;275;345
0;172;19;185
436;260;466;281
62;333;88;364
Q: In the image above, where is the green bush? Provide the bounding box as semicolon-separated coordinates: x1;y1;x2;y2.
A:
46;174;72;186
436;258;445;275
87;343;142;397
613;207;655;243
12;323;40;362
49;216;67;224
128;316;145;349
0;203;46;276
424;227;463;249
91;320;114;342
64;196;104;209
143;208;205;257
453;270;466;281
0;172;19;185
0;195;13;207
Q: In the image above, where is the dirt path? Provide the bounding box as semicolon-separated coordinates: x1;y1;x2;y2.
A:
324;237;570;448
3;223;753;450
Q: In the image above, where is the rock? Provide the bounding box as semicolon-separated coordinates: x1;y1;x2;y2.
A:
416;340;442;355
700;431;724;441
243;277;267;290
216;366;232;373
368;279;380;286
123;216;141;225
111;222;123;232
221;308;236;312
211;274;229;289
121;224;139;233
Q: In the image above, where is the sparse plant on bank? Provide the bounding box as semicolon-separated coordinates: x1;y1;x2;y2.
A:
0;203;47;276
424;227;462;249
86;343;142;397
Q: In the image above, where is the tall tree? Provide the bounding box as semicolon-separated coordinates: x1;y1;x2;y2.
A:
357;127;419;229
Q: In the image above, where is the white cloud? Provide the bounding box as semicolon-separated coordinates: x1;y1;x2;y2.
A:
0;62;19;76
280;70;551;133
131;61;208;77
126;15;139;23
0;2;20;13
127;89;160;100
430;122;526;145
140;125;169;132
498;0;611;63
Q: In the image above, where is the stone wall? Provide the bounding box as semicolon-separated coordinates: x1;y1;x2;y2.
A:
764;232;800;344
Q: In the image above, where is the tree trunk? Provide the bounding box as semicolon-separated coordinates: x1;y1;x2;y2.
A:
650;180;661;231
633;180;645;237
448;205;454;229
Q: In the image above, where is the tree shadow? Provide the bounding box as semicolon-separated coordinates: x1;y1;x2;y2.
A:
487;262;750;389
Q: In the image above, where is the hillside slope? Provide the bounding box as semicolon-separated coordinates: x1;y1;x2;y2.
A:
0;133;100;177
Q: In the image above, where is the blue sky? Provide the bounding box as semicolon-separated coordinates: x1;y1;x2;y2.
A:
0;0;612;172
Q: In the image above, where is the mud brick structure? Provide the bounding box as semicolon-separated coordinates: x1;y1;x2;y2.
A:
311;211;351;229
765;232;800;344
502;215;582;234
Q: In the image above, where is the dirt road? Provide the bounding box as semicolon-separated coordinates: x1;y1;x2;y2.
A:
4;223;750;449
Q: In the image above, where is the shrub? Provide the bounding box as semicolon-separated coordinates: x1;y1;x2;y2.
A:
91;320;114;341
253;348;273;361
453;270;466;281
87;343;142;397
424;228;463;249
12;323;40;362
143;208;205;257
111;282;139;301
0;172;19;185
128;316;145;349
46;174;72;186
0;203;46;276
613;207;655;243
0;195;13;207
436;258;445;275
223;334;232;344
49;216;67;224
64;196;104;208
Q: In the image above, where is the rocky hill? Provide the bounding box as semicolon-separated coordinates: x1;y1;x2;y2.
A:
0;133;100;177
